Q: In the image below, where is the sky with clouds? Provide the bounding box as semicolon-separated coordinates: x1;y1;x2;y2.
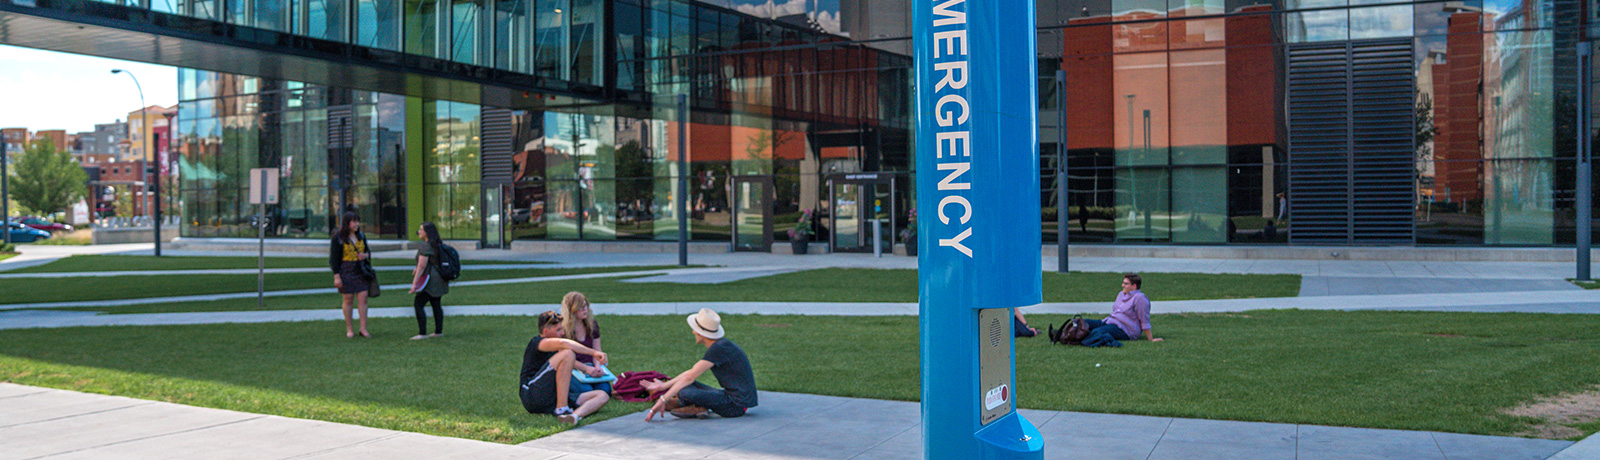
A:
0;44;177;134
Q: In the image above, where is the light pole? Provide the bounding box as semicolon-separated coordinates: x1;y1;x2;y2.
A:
113;68;159;256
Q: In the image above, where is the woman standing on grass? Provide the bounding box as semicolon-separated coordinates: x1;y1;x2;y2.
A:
561;292;612;393
408;222;448;340
329;212;372;338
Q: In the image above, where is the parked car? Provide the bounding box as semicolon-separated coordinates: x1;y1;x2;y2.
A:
5;222;52;243
15;217;73;233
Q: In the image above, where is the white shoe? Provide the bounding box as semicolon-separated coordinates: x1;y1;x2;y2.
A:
410;334;428;340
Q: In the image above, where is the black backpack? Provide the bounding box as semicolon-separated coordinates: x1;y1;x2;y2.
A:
1048;315;1091;346
435;243;462;281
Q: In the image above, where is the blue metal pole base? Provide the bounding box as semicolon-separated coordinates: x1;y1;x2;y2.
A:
975;413;1045;460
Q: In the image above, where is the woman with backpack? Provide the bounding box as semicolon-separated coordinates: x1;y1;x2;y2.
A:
409;222;449;340
330;212;373;338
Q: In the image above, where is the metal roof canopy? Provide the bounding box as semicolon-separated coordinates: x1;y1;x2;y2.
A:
0;0;632;109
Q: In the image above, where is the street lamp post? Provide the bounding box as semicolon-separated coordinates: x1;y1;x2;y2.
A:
113;68;159;256
2;139;9;245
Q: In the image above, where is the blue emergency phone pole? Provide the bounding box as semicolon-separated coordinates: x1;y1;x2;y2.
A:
915;0;1045;459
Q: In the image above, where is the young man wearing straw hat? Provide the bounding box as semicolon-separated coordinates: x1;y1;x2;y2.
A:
519;311;612;425
644;308;759;420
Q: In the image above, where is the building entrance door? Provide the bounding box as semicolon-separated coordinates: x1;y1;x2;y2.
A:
828;173;897;253
482;184;510;249
731;176;774;252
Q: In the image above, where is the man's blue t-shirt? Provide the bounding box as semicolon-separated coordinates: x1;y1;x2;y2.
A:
703;338;758;407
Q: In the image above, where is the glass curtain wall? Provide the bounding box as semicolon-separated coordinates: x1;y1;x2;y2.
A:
177;70;410;240
109;0;603;86
1048;0;1579;246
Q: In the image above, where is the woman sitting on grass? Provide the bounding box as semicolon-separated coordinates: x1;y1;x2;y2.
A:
1081;273;1163;347
561;292;612;394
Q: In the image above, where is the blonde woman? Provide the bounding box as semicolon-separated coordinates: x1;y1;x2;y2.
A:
561;292;611;393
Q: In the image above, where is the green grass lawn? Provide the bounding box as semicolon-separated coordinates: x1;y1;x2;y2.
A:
2;265;684;305
1573;279;1599;289
8;254;549;274
2;310;1595;444
34;270;1301;314
0;253;15;262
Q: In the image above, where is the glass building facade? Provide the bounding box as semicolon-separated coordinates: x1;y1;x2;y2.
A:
160;0;1597;248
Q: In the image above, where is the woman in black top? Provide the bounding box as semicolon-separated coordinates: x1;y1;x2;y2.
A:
329;212;372;338
408;222;448;340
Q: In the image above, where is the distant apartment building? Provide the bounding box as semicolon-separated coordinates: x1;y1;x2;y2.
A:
34;129;68;153
125;105;173;162
2;128;27;155
87;120;127;162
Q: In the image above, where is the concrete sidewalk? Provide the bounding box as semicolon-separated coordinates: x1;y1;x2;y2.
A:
9;243;1594;280
0;383;568;460
2;383;1578;460
0;266;792;311
3;285;1596;330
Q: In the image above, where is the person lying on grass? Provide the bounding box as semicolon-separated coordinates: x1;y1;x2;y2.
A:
1080;273;1164;347
519;311;611;425
643;308;759;421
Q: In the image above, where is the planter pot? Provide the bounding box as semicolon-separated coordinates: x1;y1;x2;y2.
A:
904;240;917;256
790;235;810;255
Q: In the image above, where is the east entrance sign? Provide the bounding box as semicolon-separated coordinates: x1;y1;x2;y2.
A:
915;0;1045;459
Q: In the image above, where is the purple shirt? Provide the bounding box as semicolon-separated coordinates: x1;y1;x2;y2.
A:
1105;290;1151;339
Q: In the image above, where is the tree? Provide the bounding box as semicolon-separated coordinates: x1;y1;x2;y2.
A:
9;138;87;217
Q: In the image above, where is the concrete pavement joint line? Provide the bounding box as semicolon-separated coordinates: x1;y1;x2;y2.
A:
1547;429;1600;460
0;400;157;429
278;432;408;460
0;389;51;400
1430;432;1449;460
22;414;268;460
701;397;851;459
847;423;918;460
1143;417;1176;460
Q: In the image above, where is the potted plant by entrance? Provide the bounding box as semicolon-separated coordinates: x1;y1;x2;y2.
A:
899;208;917;256
788;209;814;255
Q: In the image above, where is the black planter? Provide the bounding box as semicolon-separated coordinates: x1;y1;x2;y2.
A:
904;240;917;256
791;234;810;255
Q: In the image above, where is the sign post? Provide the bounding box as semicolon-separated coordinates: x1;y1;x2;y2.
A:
915;0;1045;459
250;168;279;309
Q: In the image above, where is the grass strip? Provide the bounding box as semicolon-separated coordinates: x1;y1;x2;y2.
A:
8;254;550;274
2;310;1595;444
1;265;686;305
38;270;1302;314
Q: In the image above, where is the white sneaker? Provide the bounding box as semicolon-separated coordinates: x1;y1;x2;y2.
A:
554;407;578;425
409;334;428;340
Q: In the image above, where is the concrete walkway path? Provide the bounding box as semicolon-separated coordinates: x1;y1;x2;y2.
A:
0;263;557;279
0;266;788;311
0;383;570;460
2;383;1579;460
4;285;1597;330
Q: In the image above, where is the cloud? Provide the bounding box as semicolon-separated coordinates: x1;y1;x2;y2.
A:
0;45;176;133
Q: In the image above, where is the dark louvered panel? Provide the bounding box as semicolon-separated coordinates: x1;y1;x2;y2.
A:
1287;41;1355;242
480;107;514;185
1286;39;1416;244
327;105;353;149
1349;40;1416;243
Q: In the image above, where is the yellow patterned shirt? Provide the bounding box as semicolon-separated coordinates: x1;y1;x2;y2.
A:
342;237;366;262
